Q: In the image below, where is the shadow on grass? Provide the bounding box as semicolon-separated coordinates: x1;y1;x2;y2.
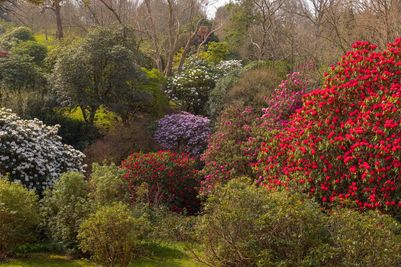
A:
0;254;94;267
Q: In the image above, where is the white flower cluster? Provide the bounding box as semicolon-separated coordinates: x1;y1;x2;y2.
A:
0;108;85;191
216;60;243;74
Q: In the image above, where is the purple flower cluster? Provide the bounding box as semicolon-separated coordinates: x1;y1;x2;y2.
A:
154;112;211;157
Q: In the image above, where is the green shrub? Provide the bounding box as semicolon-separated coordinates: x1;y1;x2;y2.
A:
0;178;39;260
88;163;129;207
11;40;48;65
195;178;326;266
40;172;91;252
0;26;34;49
225;67;282;109
77;202;150;267
145;205;197;243
318;209;401;266
207;68;241;119
242;60;290;78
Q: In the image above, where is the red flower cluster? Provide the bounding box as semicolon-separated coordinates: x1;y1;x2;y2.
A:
257;39;401;215
121;151;200;214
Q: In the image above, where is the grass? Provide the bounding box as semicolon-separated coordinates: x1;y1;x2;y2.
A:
0;254;95;267
0;243;205;267
33;34;55;49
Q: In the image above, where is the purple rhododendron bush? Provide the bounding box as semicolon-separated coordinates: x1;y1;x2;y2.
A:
154;112;210;157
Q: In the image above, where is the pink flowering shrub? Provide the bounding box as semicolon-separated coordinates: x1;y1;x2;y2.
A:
260;72;306;129
256;39;401;215
200;73;307;193
200;103;257;194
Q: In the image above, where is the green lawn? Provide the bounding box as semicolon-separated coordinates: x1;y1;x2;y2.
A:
0;243;204;267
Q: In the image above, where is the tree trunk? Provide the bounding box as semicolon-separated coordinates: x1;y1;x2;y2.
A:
54;0;63;39
89;107;97;126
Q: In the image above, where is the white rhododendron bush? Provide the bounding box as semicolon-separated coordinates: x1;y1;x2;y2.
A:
0;108;85;191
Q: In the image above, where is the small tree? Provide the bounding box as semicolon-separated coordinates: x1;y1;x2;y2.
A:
53;26;151;125
166;59;220;115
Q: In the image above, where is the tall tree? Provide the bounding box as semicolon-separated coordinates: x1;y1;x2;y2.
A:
42;0;64;39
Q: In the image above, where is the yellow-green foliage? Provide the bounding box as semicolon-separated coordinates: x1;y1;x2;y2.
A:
0;178;39;260
62;106;119;129
140;68;169;117
198;42;231;65
33;34;54;45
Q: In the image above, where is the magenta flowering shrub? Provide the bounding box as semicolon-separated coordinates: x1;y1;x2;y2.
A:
201;73;307;194
154;112;211;157
200;104;258;194
260;72;306;129
244;72;307;165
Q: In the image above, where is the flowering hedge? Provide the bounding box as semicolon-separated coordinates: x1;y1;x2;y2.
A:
0;108;85;191
257;39;401;215
154;112;210;157
121;151;200;214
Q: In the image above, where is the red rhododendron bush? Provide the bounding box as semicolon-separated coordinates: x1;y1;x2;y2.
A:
257;39;401;215
121;151;200;214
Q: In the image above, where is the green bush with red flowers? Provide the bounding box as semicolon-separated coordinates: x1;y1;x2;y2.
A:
121;151;200;214
256;39;401;215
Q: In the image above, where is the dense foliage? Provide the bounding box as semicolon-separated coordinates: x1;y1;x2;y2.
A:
40;172;91;252
0;178;39;261
154;112;210;157
166;59;220;115
88;163;129;207
78;202;150;267
0;108;85;191
257;40;401;215
121;151;200;214
201;103;258;193
321;209;401;266
196;178;326;266
3;3;401;265
167;59;242;115
53;26;154;124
